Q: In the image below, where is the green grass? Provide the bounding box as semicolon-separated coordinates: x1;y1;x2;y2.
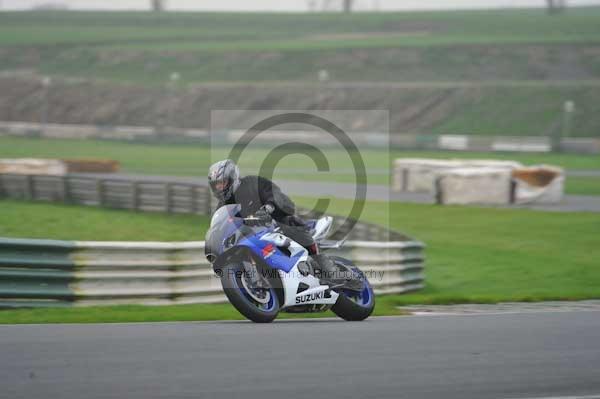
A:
0;304;249;324
294;197;600;306
28;44;600;87
0;199;210;241
101;33;600;53
565;176;600;195
2;10;600;136
1;8;599;323
1;195;599;323
0;199;402;323
0;297;406;324
1;137;599;192
1;8;600;84
430;85;600;138
1;9;599;48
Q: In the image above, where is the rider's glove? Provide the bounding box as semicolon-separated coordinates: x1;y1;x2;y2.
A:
262;203;275;214
254;203;274;222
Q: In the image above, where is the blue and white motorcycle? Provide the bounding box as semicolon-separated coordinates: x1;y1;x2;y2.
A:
205;204;375;323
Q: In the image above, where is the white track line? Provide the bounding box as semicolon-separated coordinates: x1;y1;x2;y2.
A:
409;309;600;316
504;395;600;399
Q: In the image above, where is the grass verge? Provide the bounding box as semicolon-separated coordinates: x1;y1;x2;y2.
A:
1;197;599;323
0;297;406;324
295;197;600;307
565;176;600;196
0;199;209;241
2;9;600;84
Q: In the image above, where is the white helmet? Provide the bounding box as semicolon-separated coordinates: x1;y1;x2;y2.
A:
208;159;240;202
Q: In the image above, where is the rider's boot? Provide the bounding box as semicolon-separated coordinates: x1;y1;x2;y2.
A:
308;244;360;289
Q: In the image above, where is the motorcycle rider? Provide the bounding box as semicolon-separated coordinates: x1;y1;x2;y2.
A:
208;159;346;286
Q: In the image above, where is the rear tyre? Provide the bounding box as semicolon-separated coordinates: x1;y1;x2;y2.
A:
220;262;280;323
330;256;375;321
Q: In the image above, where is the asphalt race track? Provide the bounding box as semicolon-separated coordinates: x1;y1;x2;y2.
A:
2;311;600;399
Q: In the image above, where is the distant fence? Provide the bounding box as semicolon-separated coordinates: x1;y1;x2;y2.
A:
0;121;208;143
0;173;213;215
0;237;425;308
1;121;598;153
0;172;406;242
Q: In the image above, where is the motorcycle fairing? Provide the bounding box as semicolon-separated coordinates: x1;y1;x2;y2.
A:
237;232;337;306
237;231;304;273
206;204;339;309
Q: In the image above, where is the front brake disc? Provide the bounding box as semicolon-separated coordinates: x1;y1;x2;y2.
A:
240;267;271;304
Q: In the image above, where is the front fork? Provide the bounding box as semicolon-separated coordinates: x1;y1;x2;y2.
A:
242;256;270;289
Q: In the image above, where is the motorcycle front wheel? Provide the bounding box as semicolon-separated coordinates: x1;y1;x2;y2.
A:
220;262;280;323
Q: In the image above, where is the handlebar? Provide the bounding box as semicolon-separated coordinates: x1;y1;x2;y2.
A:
243;215;273;224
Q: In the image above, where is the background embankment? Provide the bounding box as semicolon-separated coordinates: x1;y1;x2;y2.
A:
2;9;600;136
2;76;600;136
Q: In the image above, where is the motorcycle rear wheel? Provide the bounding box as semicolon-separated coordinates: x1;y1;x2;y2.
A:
329;256;375;321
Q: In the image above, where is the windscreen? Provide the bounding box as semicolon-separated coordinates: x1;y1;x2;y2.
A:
205;204;242;260
209;204;240;229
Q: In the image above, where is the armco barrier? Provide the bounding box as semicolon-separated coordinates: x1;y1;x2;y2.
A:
0;173;405;241
0;238;425;308
560;138;600;154
0;172;425;307
0;173;213;215
0;121;208;143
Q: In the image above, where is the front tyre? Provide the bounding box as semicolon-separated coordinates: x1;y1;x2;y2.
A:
220;262;280;323
330;256;375;321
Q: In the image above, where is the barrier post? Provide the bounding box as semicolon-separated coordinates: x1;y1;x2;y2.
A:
96;179;105;206
132;181;140;211
190;185;197;214
165;183;172;213
61;176;70;203
25;175;34;200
